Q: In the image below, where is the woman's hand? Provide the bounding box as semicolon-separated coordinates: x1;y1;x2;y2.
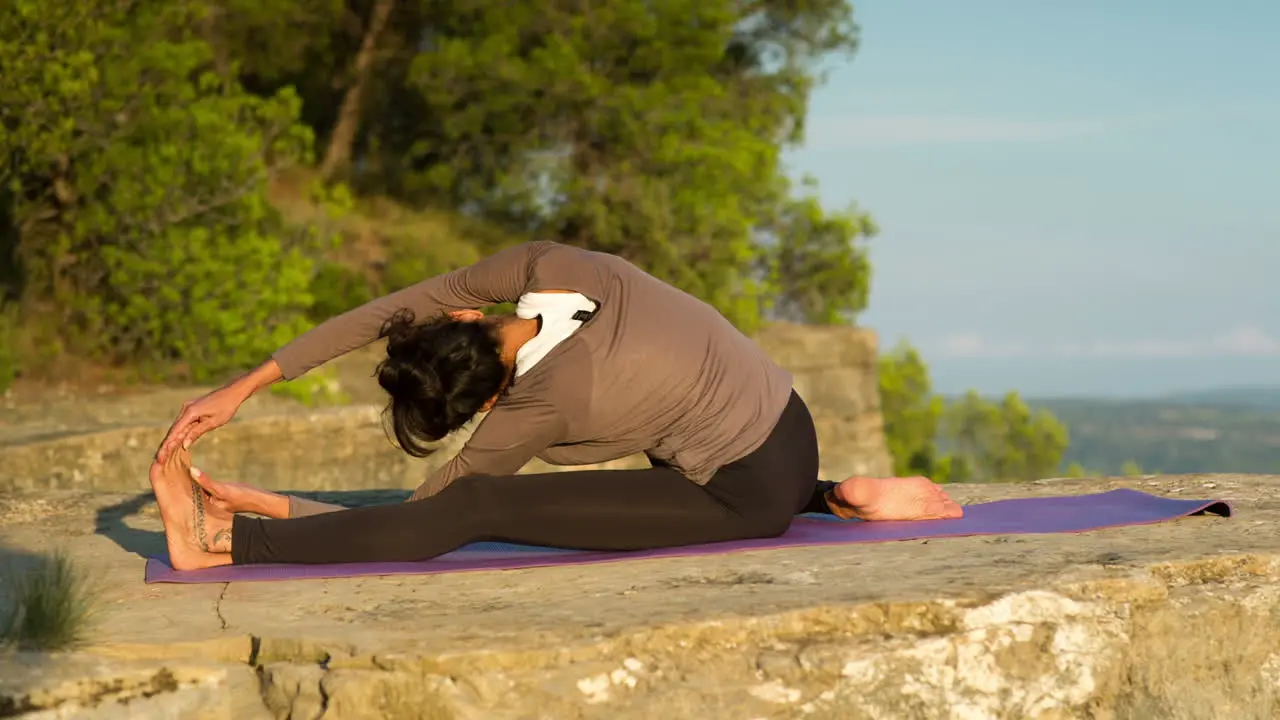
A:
155;386;244;462
155;359;284;463
189;466;291;519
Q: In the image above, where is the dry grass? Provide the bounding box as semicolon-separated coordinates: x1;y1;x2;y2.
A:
267;168;519;281
1;550;97;651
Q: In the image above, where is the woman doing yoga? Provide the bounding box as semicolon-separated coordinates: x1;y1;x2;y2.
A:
150;241;962;570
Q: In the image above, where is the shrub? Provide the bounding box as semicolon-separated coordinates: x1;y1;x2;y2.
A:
308;261;376;323
0;0;341;381
0;305;16;392
1;550;95;651
379;221;485;294
268;366;350;407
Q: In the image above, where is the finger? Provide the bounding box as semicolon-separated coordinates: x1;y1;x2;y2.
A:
172;418;208;454
163;408;196;445
183;420;215;450
158;411;199;461
188;465;221;494
184;412;224;445
175;422;201;451
165;443;187;471
155;434;174;463
190;467;231;503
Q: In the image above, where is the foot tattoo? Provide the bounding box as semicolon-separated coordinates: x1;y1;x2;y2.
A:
190;480;232;552
192;479;212;552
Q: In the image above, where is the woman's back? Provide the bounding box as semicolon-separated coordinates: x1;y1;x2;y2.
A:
520;247;794;481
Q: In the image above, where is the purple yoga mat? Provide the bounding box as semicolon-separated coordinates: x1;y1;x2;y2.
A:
144;489;1231;584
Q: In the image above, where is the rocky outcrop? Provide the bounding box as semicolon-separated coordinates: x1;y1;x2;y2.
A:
10;325;1258;718
0;475;1272;719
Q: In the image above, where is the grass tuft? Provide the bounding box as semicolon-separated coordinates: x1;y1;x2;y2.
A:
1;550;96;651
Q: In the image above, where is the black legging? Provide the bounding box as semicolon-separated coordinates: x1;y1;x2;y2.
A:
231;391;833;565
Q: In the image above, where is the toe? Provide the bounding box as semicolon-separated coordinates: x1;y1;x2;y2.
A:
918;493;963;520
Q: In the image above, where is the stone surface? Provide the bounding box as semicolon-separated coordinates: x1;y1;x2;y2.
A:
0;324;1247;718
1;474;1274;719
0;652;269;719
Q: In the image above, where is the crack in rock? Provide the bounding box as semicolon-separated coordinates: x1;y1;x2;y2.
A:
215;582;230;631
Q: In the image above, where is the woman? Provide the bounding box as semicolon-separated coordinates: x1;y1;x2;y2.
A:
150;241;962;570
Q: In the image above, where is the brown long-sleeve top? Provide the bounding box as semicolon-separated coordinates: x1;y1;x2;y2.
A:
273;241;794;517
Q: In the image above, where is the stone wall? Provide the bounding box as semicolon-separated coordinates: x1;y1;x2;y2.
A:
0;323;892;493
754;323;893;480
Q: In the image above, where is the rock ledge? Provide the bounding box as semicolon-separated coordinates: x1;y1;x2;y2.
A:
1;474;1273;719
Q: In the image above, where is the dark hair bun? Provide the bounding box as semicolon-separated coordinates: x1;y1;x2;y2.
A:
375;309;508;456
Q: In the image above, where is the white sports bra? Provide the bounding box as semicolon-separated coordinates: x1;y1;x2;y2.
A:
513;292;598;377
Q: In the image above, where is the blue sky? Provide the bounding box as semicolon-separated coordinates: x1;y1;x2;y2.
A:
786;0;1279;397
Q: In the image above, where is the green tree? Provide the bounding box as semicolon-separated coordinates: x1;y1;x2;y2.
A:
761;190;877;324
0;0;339;379
318;0;396;181
940;391;1001;482
877;341;945;478
877;344;1071;484
942;390;1070;482
0;303;16;391
216;0;868;331
2;0;873;386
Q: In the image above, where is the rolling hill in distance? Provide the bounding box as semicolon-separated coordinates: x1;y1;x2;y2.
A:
1159;386;1280;411
1018;386;1280;475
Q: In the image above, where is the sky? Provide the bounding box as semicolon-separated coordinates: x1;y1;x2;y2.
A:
786;0;1279;398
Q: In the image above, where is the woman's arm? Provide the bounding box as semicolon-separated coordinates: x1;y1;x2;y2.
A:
407;401;567;501
155;359;285;462
157;242;559;462
273;241;555;381
188;466;296;519
284;402;566;518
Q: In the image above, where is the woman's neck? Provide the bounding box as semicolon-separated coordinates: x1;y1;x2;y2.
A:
497;316;540;370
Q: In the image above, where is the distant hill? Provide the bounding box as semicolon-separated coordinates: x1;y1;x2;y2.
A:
1024;392;1280;475
1160;386;1280;410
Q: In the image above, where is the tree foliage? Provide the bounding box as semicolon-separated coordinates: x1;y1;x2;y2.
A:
941;390;1070;483
0;0;344;379
878;342;1070;483
877;342;944;477
763;191;877;324
2;0;875;381
215;0;873;331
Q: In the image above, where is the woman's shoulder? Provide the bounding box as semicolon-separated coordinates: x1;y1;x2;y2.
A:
524;243;627;298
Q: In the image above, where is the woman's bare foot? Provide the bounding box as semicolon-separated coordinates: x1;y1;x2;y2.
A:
149;449;234;570
828;476;965;522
